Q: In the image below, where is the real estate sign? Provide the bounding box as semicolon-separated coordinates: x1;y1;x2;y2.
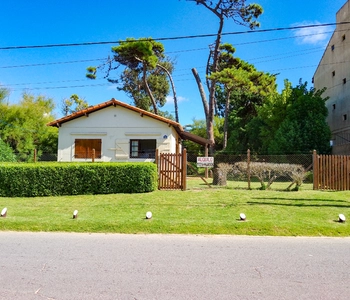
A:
196;156;214;167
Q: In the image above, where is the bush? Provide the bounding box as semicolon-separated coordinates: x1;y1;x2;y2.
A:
233;162;306;190
0;162;158;197
0;139;16;162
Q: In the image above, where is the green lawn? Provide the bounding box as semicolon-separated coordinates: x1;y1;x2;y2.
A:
0;178;349;236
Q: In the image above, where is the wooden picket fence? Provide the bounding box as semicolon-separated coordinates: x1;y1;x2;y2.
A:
313;150;350;190
156;149;187;190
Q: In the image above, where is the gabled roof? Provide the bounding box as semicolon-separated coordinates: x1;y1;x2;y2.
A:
47;98;211;146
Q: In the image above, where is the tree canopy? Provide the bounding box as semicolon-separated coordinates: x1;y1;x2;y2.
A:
87;38;176;117
62;94;89;116
0;86;9;104
187;0;263;152
267;82;331;154
186;80;331;155
0;93;58;161
208;43;276;149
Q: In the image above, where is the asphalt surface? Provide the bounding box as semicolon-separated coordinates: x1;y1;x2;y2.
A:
0;232;349;300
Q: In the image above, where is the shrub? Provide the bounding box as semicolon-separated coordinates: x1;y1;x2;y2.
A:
0;139;16;162
233;162;306;190
0;162;158;197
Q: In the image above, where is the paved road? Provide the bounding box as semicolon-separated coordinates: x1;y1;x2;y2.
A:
0;232;349;300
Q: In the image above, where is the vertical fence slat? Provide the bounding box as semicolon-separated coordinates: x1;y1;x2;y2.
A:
313;152;350;191
182;148;187;190
158;151;186;190
247;149;251;190
313;150;318;190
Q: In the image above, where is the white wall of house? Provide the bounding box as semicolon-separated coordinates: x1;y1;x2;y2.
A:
57;105;180;162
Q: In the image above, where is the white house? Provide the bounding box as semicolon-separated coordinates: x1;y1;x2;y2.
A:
47;98;209;162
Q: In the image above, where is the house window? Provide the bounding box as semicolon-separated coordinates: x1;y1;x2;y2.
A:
343;114;347;121
130;139;156;158
75;139;102;158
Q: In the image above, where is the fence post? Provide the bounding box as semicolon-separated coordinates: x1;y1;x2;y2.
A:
312;150;318;190
247;149;251;189
34;148;37;163
155;149;159;189
182;148;187;191
92;148;95;163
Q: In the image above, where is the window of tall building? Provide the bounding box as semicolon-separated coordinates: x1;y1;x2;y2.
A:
342;34;346;41
333;104;336;110
344;78;347;84
332;71;335;77
343;114;347;121
331;44;335;51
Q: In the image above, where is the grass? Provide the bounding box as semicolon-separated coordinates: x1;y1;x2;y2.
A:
0;178;349;236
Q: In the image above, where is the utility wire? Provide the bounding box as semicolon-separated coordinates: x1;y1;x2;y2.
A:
0;58;105;69
0;22;348;51
0;31;335;69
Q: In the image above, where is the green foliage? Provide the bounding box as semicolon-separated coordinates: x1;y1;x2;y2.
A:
210;42;277;151
61;94;89;116
253;80;292;153
86;37;173;113
183;117;223;154
0;139;16;162
86;67;97;79
267;82;331;154
0;162;158;197
187;1;263;30
223;80;331;155
112;38;164;69
0;86;9;104
0;93;58;160
185;1;264;150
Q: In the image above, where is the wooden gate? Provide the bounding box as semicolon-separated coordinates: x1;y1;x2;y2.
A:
313;150;350;190
156;149;187;190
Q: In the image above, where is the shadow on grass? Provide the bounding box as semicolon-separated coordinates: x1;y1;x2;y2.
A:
255;197;349;203
248;200;350;208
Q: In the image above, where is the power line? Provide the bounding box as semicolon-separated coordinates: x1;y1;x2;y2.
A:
0;31;334;69
8;83;112;92
0;22;348;51
5;79;92;87
0;58;105;69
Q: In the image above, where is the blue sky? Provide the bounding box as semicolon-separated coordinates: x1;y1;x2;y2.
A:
0;0;347;126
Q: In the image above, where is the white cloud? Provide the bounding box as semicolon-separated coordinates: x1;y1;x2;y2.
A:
107;84;118;90
293;21;330;45
166;95;188;105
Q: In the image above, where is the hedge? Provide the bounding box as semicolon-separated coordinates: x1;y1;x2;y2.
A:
0;162;158;197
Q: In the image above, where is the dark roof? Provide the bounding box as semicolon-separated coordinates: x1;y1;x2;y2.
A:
47;98;211;146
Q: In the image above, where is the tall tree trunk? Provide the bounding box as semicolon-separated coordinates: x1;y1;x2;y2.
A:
207;17;224;154
157;64;179;123
223;90;231;149
142;64;158;114
191;68;209;122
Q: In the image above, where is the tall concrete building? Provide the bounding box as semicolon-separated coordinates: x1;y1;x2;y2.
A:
314;1;350;154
